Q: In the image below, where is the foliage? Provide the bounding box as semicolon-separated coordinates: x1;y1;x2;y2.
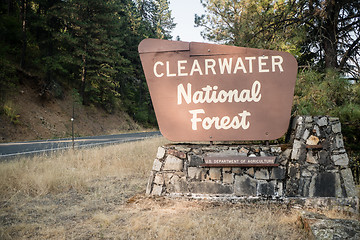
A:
0;59;18;104
0;0;176;125
136;0;176;39
2;101;20;124
294;69;360;181
196;0;304;54
196;0;360;78
294;69;360;124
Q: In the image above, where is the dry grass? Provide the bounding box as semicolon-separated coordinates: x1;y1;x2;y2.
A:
119;197;305;240
0;137;168;198
1;137;310;239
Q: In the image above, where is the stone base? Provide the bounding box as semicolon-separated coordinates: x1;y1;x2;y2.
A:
146;116;358;212
166;193;359;213
146;143;287;198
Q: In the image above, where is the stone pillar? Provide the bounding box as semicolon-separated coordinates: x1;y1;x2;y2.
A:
286;116;357;198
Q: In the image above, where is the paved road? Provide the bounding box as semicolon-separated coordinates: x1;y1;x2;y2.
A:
0;131;162;160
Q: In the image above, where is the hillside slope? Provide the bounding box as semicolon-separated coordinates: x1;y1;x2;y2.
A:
0;79;144;143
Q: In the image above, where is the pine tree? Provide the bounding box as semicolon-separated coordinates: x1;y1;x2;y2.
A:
55;0;124;109
136;0;176;39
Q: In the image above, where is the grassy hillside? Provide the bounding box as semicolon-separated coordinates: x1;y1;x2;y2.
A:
0;73;146;143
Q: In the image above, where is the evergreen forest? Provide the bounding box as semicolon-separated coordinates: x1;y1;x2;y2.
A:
0;0;175;126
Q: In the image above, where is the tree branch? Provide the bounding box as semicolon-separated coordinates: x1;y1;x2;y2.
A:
339;35;360;69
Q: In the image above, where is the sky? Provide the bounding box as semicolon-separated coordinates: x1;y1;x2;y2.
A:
169;0;208;43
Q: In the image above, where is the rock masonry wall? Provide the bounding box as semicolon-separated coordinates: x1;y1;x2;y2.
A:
146;116;357;201
287;116;357;198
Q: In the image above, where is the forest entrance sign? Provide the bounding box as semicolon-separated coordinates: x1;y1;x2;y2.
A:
138;39;298;141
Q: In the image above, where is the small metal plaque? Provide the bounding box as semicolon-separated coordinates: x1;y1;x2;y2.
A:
202;155;278;167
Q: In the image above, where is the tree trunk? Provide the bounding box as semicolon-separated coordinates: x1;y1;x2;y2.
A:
323;36;338;69
20;0;27;69
7;0;14;15
322;0;339;69
81;43;87;105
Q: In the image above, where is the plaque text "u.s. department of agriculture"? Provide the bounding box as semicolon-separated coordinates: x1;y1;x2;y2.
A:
202;156;278;167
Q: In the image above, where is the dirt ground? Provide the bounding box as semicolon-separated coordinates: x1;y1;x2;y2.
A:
0;80;143;143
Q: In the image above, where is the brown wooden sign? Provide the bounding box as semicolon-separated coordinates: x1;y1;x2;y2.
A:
202;156;278;167
138;39;298;141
